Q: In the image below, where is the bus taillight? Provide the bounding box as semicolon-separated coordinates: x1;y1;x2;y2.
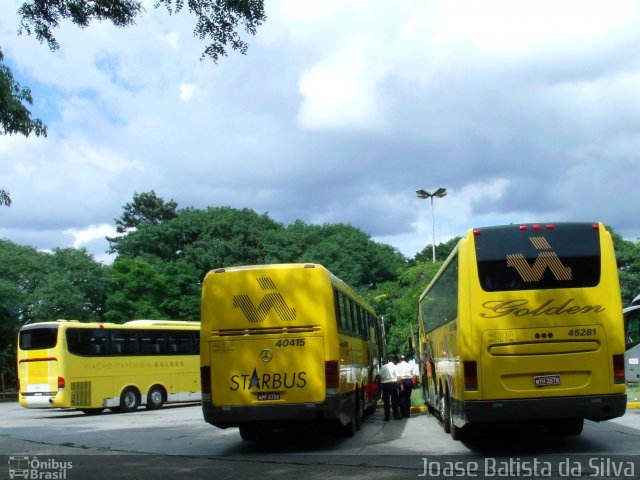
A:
58;377;65;389
200;366;212;395
463;361;478;391
613;354;625;384
325;360;340;390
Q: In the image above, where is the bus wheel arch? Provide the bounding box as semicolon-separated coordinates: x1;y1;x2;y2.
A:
119;386;141;413
146;385;166;410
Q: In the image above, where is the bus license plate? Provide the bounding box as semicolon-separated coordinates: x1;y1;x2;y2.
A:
535;374;560;387
258;393;280;401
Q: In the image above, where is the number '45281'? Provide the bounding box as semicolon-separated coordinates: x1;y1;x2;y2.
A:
567;328;596;337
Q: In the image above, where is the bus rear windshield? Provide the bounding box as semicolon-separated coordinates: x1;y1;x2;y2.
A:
19;326;59;350
475;223;601;292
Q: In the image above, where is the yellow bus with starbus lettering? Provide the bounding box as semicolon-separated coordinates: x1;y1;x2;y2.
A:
417;222;626;440
200;263;385;440
18;320;200;414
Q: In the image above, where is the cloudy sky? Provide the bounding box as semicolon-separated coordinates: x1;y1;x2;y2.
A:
2;0;640;264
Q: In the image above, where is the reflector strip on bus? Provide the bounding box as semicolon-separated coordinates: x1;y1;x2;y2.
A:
18;357;57;363
214;325;321;336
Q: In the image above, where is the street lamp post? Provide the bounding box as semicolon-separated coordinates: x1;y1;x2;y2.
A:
416;187;447;262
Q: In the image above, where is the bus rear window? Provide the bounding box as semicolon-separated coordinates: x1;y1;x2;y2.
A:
474;223;601;292
19;326;59;350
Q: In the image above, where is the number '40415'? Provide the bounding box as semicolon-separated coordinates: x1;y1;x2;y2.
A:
275;338;306;347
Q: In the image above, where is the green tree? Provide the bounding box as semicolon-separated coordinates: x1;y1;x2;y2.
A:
0;241;109;385
0;240;45;386
1;46;47;206
412;236;460;265
371;261;442;358
17;0;266;63
107;190;178;252
0;189;11;207
611;229;640;306
0;47;46;138
31;248;110;322
286;221;407;292
111;206;287;281
115;190;178;231
104;257;167;323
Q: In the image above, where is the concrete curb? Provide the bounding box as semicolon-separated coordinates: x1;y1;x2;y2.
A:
411;404;640;411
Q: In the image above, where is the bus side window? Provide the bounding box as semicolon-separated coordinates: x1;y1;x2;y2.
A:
626;309;640;349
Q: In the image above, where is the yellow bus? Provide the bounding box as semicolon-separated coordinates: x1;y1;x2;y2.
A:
417;222;627;440
200;263;385;440
18;319;200;414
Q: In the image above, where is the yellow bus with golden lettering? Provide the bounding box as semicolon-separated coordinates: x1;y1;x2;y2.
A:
18;320;200;413
417;222;626;440
200;263;385;440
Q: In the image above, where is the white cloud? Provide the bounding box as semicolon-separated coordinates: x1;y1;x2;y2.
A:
64;224;116;249
180;83;196;102
2;0;640;263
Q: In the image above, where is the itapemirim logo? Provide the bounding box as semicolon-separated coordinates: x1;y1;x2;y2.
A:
232;277;296;323
506;236;572;283
8;456;73;479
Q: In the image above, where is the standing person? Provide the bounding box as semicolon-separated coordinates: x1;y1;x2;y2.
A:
397;355;416;418
379;354;401;421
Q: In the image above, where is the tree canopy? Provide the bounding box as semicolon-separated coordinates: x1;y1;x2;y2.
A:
2;194;640;386
0;46;47;139
17;0;266;62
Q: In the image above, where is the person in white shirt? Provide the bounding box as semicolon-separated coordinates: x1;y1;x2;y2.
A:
379;354;401;421
397;355;416;418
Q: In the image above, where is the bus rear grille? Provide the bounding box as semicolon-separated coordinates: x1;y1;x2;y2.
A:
214;325;322;336
71;381;91;406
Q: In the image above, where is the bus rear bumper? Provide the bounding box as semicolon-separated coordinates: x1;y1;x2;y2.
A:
202;394;352;429
461;394;627;424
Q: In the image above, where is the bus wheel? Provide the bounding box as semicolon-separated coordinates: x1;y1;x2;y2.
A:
546;418;584;436
239;425;259;441
441;394;451;434
355;389;364;431
239;425;272;441
146;386;165;410
81;408;104;415
448;403;466;441
119;387;140;413
340;411;357;438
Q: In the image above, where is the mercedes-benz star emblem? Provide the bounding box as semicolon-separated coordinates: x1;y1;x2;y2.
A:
260;348;273;362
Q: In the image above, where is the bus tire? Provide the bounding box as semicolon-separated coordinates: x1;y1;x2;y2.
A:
239;425;272;441
340;410;357;438
146;385;165;410
239;425;259;441
448;402;466;441
81;408;104;415
119;387;140;413
441;394;451;434
546;417;584;436
355;389;364;431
